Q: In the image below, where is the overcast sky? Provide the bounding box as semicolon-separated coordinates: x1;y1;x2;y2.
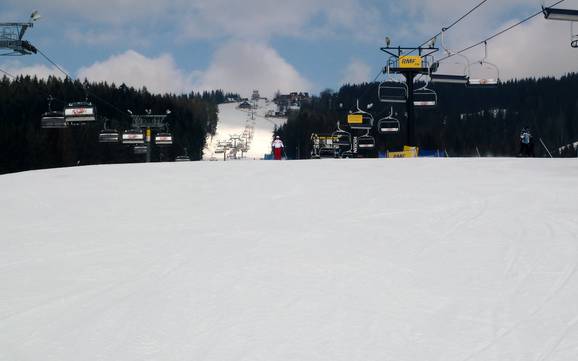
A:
1;0;578;97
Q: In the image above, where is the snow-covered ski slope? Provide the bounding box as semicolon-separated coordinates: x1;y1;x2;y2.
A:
2;158;578;361
204;100;286;160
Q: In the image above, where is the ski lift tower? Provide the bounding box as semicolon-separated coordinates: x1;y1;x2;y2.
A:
380;40;438;147
129;110;170;163
0;11;40;56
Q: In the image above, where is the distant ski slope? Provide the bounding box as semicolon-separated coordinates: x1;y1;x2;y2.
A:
204;99;286;160
1;158;578;361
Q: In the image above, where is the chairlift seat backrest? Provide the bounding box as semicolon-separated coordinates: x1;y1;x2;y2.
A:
347;113;373;130
155;132;173;145
378;119;400;133
378;82;408;103
64;102;96;123
430;74;469;84
357;135;375;149
413;87;437;108
467;78;499;87
99;130;119;143
122;130;144;144
41;111;66;129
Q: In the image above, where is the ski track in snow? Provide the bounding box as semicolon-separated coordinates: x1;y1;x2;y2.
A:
1;158;578;361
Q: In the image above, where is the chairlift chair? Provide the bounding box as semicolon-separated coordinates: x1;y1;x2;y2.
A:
122;129;144;144
40;96;66;128
155;132;173;145
413;74;437;108
357;130;376;149
318;135;338;158
378;107;401;134
467;42;500;87
332;121;352;147
378;64;408;103
347;100;374;130
99;129;120;143
133;145;147;154
64;101;97;124
41;111;66;128
430;29;470;85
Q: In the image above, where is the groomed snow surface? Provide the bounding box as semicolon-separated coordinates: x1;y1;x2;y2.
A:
1;158;578;361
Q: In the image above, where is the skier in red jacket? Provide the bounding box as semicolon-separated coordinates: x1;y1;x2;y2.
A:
272;136;284;160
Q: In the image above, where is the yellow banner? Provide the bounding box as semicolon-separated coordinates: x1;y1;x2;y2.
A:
399;56;422;69
388;146;419;158
347;114;363;124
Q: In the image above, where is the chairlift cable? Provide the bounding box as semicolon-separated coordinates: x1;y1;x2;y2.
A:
407;0;491;56
0;67;16;78
36;46;132;120
436;0;566;63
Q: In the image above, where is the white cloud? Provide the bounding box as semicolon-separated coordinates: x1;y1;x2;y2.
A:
196;41;312;98
77;50;196;94
340;59;371;85
483;17;578;80
70;43;312;98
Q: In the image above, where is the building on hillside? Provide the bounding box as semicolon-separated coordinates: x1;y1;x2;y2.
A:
238;101;252;109
273;91;311;114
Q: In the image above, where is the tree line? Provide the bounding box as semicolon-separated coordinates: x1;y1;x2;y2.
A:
0;75;236;174
276;73;578;159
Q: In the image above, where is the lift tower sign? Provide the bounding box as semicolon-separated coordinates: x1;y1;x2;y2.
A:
399;55;422;69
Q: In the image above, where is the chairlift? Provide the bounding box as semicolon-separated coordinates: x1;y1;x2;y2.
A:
357;130;376;149
64;101;97;124
155;132;173;145
347;99;374;130
378;63;408;103
41;111;66;128
99;129;120;143
40;96;66;128
430;29;470;85
122;129;144;144
467;42;499;87
378;106;401;134
318;134;338;158
332;122;352;147
413;73;437;108
133;145;147;155
98;118;119;143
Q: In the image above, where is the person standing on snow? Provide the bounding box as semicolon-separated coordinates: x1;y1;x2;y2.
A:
272;135;284;160
519;127;534;157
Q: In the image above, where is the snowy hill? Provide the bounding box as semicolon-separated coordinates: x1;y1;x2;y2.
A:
1;158;578;361
204;99;287;160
